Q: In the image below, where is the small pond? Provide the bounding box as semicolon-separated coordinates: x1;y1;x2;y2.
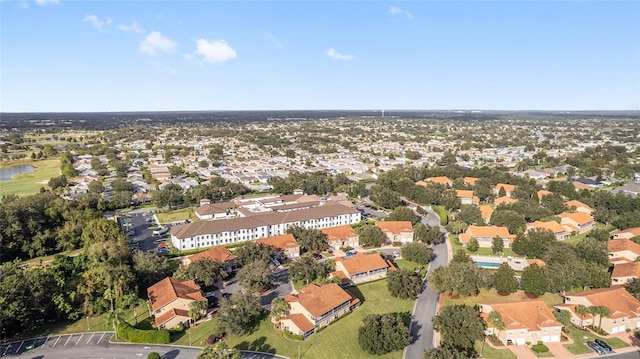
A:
0;165;36;181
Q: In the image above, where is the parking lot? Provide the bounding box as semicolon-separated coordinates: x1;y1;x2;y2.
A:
0;332;113;357
121;212;166;253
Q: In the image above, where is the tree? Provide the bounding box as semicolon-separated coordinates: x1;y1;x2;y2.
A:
401;242;432;265
196;343;241;359
432;305;485;356
358;312;410;355
184;259;228;287
188;300;208;322
88;181;105;194
576;237;608;266
147;353;161;359
491;237;504;254
625;277;640;300
286;226;328;253
386;206;418;225
359;225;387;247
490;209;526;234
487;311;505;338
540;193;566;215
235;260;273;293
121;294;144;325
414;223;441;244
498;186;507;197
387;269;421;299
270;298;290;329
132;251;174;291
576;305;589;328
521;264;547;297
234;242;280;266
592;306;610;331
512;229;556;258
493;263;518;295
429;261;488;297
458;205;482;225
369;185;402;209
424;345;469;359
48;175;68;191
288;254;326;284
467;238;479;253
214;291;264;336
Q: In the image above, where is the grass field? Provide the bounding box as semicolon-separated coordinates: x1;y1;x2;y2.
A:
476;340;517;359
155;207;198;223
443;289;563;308
218;280;415;359
0;159;60;197
564;223;615;245
563;325;629;354
449;234;516;258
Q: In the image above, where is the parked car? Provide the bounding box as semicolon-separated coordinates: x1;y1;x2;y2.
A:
393;251;400;258
587;341;606;355
594;339;612;352
346;250;357;256
152;226;170;236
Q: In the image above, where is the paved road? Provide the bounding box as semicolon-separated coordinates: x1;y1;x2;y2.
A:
220;268;293;309
403;202;449;359
0;332;290;359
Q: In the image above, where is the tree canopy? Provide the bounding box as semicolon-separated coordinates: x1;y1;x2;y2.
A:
358;312;410;355
432;305;486;357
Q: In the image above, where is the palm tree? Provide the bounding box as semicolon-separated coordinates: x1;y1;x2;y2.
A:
487;311;505;338
105;308;124;339
595;306;611;332
121;294;144;325
270;298;290;329
103;287;115;312
576;305;589;328
188;300;208;323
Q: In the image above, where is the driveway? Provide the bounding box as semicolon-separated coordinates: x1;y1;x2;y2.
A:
220;268;293;308
124;211;164;253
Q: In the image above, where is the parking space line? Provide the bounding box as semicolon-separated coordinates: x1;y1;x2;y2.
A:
3;344;11;356
53;335;61;348
65;335;73;346
76;333;84;345
15;341;24;354
97;332;106;344
40;336;49;349
87;332;95;344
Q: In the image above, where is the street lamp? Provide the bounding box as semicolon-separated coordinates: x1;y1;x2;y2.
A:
188;331;192;346
297;345;300;359
86;316;90;331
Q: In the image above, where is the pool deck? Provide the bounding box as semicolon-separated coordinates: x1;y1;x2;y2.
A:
471;255;529;271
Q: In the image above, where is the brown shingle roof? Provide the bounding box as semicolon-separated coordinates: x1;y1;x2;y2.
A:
484;301;561;331
376;221;413;234
528;221;566;233
186;245;237;264
320;225;359;241
334;253;389;275
612;262;640;279
567;287;640;319
559;212;594;226
464;177;479;186
283;313;315;333
426;176;452;185
565;200;593;211
468;225;512;238
256;234;299;250
495;183;517;193
478;205;494;219
285;283;355;318
456;190;474;198
155;308;190;327
615;227;640;238
147;277;206;312
195;201;234;217
608;238;640;256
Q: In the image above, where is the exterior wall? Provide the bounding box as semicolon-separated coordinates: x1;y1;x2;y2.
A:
281;318;303;336
284;247;301;259
314;301;351;328
162;315;190;329
600;316;635;334
612;275;636;284
473;235;511;248
328;236;359;250
382;232;413;243
494;326;561;345
609;250;640;262
154;297;193;317
459;197;473;205
349;268;388;284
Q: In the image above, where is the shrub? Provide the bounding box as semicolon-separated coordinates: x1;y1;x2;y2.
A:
118;322;170;344
147;353;161;359
283;330;304;341
531;344;549;353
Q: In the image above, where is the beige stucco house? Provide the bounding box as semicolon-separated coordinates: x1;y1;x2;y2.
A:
147;277;206;329
481;301;563;345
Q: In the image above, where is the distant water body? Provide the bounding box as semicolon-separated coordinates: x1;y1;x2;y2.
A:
0;165;35;180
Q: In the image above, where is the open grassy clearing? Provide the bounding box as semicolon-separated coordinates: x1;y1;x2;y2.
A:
475;340;517;359
443;289;563;309
0;159;60;197
563;325;629;354
217;280;415;359
155;207;198;223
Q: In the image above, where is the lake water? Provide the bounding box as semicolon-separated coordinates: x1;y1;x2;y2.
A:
0;165;36;181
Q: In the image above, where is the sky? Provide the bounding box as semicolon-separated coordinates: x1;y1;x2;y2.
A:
1;1;639;112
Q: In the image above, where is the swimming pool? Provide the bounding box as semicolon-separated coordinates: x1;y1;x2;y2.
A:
475;261;502;269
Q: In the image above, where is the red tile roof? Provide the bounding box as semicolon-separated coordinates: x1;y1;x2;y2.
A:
186;245;238;264
608;238;640;256
285;283;356;318
154;308;190;327
256;234;299;250
334;252;389;275
376;221;413;234
567;287;640;319
283;313;315;333
320;225;359;241
147;277;206;312
483;301;561;331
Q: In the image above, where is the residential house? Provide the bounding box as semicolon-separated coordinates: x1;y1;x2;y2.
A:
494;183;517;197
147;277;206;329
459;225;515;248
464;177;479;186
256;234;300;259
180;245;238;272
456;190;479;205
526;221;570;241
195;199;238;220
555;287;640;334
565;200;594;215
280;283;360;338
375;221;414;243
611;262;640;285
558;212;595;234
608;238;640;264
494;196;518;207
320;225;359;251
613;227;640;240
481;301;562;345
478;205;494;224
612;182;640;198
537;190;553;203
332;253;394;285
425;176;452;187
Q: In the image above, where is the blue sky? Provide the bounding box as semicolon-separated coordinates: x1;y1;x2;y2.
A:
1;1;639;112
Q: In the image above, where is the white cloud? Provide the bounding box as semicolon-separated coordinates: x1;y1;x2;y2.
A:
35;0;58;5
194;39;237;63
265;33;283;48
117;21;144;34
83;14;112;31
139;31;176;55
326;48;353;61
389;5;413;19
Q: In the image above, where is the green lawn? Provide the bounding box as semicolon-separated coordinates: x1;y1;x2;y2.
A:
563;325;629;354
394;258;423;271
155;207;198;223
174;318;219;346
564;223;614;245
222;280;415;359
476;340;516;359
443;289;563;309
448;234;516;258
0;159;60;197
